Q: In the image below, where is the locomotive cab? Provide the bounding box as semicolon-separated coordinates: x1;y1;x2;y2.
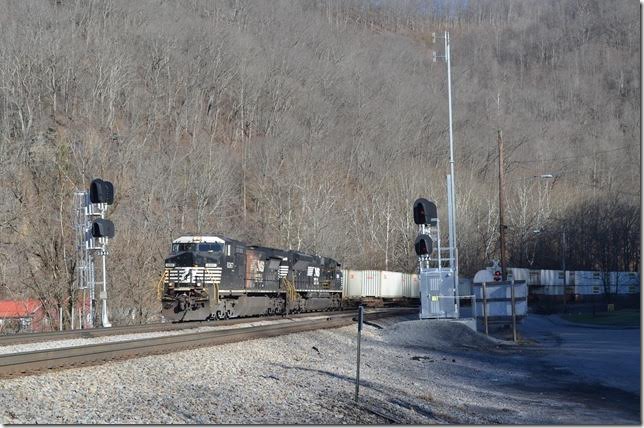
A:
162;236;229;320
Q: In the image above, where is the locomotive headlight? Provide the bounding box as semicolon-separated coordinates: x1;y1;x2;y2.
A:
205;263;218;268
165;263;175;268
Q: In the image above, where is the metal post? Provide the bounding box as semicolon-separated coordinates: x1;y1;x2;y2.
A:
354;305;364;402
100;204;111;328
59;307;63;331
497;130;507;280
445;31;459;299
510;280;517;342
81;288;85;329
471;294;477;319
100;248;111;327
71;306;75;330
447;175;459;318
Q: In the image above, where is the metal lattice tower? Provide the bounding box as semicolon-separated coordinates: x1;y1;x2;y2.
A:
74;191;112;328
75;191;95;328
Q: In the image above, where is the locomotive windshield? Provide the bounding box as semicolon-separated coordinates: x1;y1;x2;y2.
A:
172;242;223;253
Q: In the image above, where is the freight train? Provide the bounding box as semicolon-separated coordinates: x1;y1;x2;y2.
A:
161;235;343;321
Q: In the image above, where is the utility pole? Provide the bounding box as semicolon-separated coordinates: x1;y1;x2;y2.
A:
497;129;507;280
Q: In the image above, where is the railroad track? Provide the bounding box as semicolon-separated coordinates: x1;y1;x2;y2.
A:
0;306;413;346
0;307;416;378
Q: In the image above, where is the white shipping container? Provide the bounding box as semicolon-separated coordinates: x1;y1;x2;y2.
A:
380;271;403;298
528;270;541;286
346;270;362;297
610;272;640;294
539;270;573;295
341;269;350;297
411;274;420;298
346;270;381;298
567;271;575;286
574;271;604;287
540;270;564;286
401;273;416;298
508;268;529;282
574;284;603;295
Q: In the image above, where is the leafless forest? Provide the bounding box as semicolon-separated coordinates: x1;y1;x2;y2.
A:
0;0;639;324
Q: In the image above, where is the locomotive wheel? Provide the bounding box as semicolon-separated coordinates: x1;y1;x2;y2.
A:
216;310;226;320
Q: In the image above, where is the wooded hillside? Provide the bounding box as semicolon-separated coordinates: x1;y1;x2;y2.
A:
0;0;639;324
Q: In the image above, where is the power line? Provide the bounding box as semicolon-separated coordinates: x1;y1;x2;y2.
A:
512;145;632;164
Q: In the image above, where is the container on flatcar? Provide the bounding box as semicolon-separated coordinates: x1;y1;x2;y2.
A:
380;271;403;298
610;271;640;294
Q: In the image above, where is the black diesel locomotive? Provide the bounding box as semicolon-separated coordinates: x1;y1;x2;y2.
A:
161;235;343;321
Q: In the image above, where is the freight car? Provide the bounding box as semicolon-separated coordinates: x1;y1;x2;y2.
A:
161;235;343;322
340;269;420;307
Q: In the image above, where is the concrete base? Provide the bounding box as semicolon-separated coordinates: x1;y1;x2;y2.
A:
419;317;478;333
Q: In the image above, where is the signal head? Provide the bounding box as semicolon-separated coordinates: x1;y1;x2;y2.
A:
91;219;115;239
90;178;115;205
414;234;433;256
413;198;437;226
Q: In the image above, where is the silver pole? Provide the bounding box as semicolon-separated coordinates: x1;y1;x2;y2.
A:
446;175;454;271
445;31;459;296
101;247;111;327
100;204;111;328
447;175;459;318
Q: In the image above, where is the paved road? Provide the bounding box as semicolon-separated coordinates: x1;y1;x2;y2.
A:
519;314;641;394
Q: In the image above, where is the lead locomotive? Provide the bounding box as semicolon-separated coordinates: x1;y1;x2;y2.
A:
161;235;343;321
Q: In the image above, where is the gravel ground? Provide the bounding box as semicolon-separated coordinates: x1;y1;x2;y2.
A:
0;315;638;424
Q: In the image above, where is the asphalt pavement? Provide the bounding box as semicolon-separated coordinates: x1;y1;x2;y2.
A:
519;314;641;394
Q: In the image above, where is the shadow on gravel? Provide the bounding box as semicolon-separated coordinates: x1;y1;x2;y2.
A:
275;364;439;422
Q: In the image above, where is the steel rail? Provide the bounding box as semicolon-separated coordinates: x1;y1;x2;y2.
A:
0;307;403;346
0;308;415;378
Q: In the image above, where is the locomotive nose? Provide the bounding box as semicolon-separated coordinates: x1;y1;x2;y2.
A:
165;252;195;267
